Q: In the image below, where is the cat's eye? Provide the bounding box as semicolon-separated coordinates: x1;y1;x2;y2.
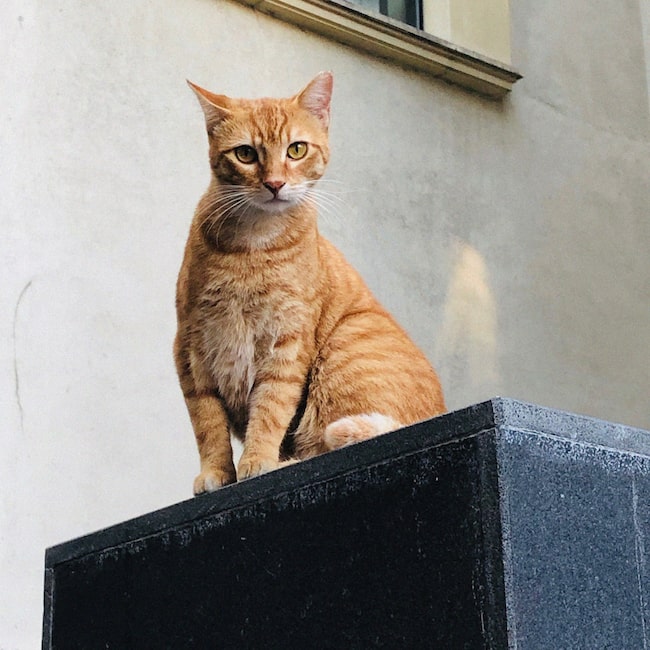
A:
234;145;258;164
287;142;308;160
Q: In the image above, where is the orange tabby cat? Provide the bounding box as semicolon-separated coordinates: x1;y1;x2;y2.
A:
175;72;446;494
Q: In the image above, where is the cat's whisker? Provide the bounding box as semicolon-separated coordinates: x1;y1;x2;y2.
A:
310;203;344;228
206;186;254;206
234;199;260;243
303;186;351;226
212;194;254;216
215;202;257;245
312;179;366;196
201;189;257;245
307;188;348;206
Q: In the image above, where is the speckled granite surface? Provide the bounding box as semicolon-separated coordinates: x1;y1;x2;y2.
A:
43;398;650;649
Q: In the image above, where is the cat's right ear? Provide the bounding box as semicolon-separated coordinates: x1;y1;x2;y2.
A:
187;80;232;135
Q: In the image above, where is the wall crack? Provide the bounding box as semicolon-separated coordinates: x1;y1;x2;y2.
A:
13;279;33;435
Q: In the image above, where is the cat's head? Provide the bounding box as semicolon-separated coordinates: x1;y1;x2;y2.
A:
189;72;332;216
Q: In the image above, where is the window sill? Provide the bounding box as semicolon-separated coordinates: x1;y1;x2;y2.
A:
237;0;522;98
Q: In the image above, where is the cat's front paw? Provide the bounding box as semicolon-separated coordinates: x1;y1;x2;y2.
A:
237;456;279;481
193;469;236;495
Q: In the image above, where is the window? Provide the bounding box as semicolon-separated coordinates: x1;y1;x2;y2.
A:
237;0;521;97
354;0;423;30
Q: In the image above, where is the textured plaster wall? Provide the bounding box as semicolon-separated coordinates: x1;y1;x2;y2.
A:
1;0;649;645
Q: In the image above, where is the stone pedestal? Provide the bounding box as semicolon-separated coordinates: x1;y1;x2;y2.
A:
43;398;650;649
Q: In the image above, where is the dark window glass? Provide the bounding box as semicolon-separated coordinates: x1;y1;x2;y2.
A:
349;0;422;29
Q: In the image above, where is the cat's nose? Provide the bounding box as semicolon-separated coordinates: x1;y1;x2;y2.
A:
263;180;286;197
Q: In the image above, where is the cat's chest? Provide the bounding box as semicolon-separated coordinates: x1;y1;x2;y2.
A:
197;284;288;407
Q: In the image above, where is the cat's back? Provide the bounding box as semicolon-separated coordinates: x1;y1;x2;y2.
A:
306;234;445;432
315;234;401;329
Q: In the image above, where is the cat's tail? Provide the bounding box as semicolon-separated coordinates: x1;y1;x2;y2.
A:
323;413;403;450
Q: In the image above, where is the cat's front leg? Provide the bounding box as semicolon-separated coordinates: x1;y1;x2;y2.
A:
186;392;236;494
175;333;236;493
238;369;306;481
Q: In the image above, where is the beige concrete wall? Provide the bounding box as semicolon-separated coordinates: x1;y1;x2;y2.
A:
424;0;512;62
1;0;648;645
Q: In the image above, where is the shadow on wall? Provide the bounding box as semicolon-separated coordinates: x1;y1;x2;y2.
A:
435;239;499;398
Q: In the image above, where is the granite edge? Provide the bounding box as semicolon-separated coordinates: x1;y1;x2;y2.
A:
44;398;650;569
44;399;499;568
492;398;650;456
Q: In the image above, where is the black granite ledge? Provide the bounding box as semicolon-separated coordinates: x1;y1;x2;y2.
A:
45;397;649;569
43;398;650;649
44;398;494;567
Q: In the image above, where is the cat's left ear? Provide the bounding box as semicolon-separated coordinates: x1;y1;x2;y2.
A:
294;72;333;129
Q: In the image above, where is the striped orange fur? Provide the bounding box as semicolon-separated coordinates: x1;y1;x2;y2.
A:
175;72;445;494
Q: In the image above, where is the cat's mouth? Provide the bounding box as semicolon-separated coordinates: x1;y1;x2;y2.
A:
256;192;299;214
258;197;293;214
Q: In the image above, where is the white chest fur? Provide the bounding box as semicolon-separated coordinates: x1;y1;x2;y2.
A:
197;288;285;412
201;308;251;411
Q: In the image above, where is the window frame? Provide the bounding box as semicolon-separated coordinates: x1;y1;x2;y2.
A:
237;0;521;97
